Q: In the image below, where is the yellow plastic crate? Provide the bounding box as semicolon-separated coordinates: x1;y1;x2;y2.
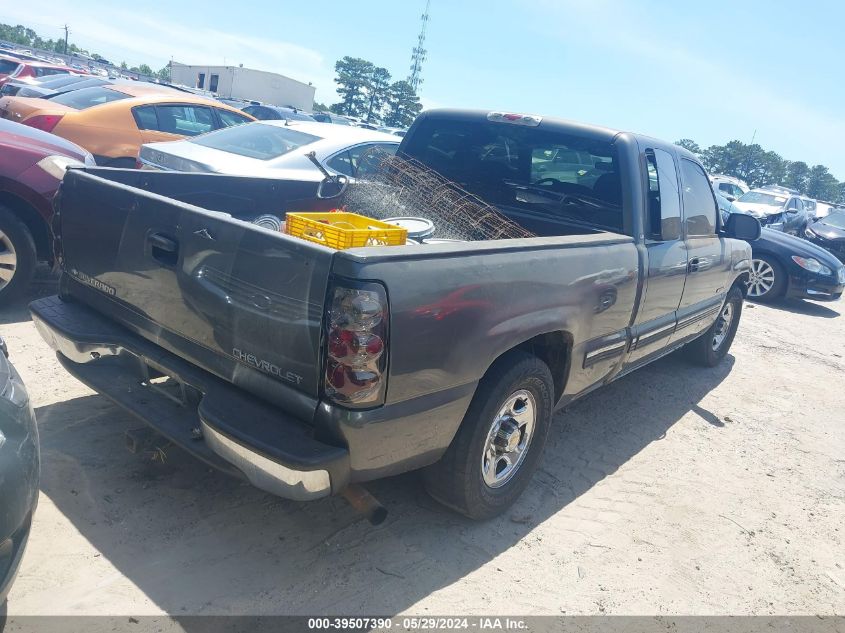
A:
285;211;407;249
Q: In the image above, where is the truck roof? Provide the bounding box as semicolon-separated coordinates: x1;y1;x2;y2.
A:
415;108;697;163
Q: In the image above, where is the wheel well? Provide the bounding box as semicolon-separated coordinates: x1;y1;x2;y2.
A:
732;272;750;297
511;331;572;403
0;191;51;262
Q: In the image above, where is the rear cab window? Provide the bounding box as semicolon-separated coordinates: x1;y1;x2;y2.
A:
189;122;321;160
49;86;130;110
401;116;625;234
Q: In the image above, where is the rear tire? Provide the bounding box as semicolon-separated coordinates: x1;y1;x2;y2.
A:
0;207;37;303
423;351;554;520
685;286;743;367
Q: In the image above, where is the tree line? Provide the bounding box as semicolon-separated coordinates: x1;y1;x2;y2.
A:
675;138;844;203
328;56;422;128
0;22;169;80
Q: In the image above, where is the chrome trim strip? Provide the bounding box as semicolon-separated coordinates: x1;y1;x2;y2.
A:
585;340;626;360
201;421;331;501
677;305;720;330
633;321;676;349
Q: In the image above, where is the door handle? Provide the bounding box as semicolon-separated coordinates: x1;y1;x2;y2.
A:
148;232;179;266
688;257;700;273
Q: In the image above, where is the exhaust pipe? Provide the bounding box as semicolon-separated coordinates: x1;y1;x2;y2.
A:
341;484;388;526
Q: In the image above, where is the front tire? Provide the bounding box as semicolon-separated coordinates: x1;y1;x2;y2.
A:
747;254;785;302
0;207;37;302
685;286;743;367
423;351;554;520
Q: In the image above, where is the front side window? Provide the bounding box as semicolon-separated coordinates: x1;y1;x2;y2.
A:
680;159;717;237
155;105;215;136
645;148;682;241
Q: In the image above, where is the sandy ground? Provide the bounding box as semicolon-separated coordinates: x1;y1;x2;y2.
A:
1;272;843;617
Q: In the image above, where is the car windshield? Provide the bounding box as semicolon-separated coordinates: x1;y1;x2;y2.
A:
821;211;845;229
737;191;787;207
49;86;130;110
190;122;321;160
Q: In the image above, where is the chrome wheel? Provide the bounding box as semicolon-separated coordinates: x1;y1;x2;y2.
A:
481;389;536;488
0;230;17;291
711;301;734;351
748;259;775;298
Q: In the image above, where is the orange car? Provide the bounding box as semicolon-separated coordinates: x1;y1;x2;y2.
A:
0;84;255;166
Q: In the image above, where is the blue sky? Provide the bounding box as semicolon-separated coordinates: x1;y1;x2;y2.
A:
5;0;844;178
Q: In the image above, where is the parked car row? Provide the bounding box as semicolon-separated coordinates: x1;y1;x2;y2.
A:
717;193;845;302
0;70;406;301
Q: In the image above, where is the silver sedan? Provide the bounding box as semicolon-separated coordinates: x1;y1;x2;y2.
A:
138;120;400;180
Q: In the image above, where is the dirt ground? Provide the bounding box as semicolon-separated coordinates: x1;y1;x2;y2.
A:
2;273;843;617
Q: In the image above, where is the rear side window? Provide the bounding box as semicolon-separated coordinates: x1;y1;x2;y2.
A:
215;108;252;128
132;105;158;130
190;122;321;160
49;86;130;110
680;159;717;237
0;59;20;75
401;118;624;233
645;148;682;241
155;105;215;136
327;143;398;177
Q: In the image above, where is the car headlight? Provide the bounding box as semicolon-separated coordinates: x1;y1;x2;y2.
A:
36;155;86;180
804;226;816;239
838;267;845;285
792;256;832;276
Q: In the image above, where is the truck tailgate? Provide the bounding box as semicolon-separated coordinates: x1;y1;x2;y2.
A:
56;168;335;419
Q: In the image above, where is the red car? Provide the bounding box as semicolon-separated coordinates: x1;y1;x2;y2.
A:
0;117;94;300
0;55;81;89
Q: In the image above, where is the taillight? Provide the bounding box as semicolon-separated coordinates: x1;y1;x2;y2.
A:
24;114;63;133
323;281;388;407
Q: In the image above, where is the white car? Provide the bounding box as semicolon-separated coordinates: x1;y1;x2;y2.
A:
710;174;749;200
139;120;400;180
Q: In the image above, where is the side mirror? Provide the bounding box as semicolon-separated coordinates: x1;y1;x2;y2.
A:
726;195;736;202
316;174;349;199
724;213;761;241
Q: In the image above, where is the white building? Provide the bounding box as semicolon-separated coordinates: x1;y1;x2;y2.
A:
169;62;315;110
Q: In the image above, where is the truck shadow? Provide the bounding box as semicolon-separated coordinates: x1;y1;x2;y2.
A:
31;352;734;618
0;270;58;325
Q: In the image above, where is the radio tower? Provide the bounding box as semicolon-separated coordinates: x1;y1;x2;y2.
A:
407;0;431;93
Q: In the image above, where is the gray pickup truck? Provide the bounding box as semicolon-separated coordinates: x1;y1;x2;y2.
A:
31;109;760;519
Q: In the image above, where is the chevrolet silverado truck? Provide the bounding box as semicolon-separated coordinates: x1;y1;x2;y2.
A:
30;109;761;519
